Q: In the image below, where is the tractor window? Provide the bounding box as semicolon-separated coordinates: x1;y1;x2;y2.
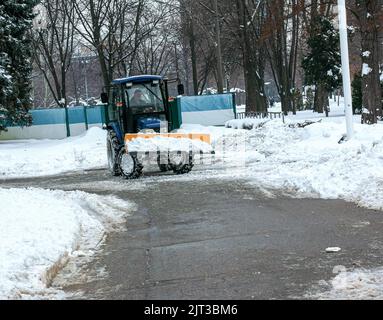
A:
108;87;120;121
126;83;165;114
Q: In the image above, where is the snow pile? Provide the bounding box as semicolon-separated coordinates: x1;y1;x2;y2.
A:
229;88;245;93
242;120;383;210
181;119;383;211
0;187;134;299
178;123;247;141
225;118;270;130
236;102;283;114
311;267;383;300
127;136;213;153
268;102;283;113
0;127;107;179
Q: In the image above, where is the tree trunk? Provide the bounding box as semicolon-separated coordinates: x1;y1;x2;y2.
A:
236;0;267;113
213;0;224;94
359;0;382;123
95;39;110;88
265;0;298;116
243;57;258;112
314;83;328;114
189;24;199;96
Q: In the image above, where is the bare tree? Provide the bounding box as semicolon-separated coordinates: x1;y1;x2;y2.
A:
265;0;303;115
31;0;76;108
70;0;173;87
133;1;178;75
235;0;268;113
178;0;232;95
213;0;225;93
135;31;174;75
179;0;200;95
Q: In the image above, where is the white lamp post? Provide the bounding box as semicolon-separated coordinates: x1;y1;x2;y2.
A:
338;0;354;139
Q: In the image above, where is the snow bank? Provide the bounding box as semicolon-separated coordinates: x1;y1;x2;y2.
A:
181;118;383;211
241;120;383;210
0;127;107;179
309;267;383;300
0;187;134;299
225;118;270;130
127;136;213;153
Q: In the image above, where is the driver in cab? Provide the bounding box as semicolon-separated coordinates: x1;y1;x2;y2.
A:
130;89;147;107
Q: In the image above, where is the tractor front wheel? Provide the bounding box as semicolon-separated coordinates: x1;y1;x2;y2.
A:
173;163;194;175
157;153;171;172
158;163;170;172
107;130;121;176
169;152;194;175
118;149;143;179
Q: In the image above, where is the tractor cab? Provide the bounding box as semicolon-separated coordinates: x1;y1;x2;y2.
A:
102;75;171;137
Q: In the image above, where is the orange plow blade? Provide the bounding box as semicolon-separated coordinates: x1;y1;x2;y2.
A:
124;133;211;145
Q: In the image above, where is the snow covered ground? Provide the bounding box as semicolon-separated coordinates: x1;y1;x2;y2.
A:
225;118;269;130
1;99;382;211
0;127;107;179
308;267;383;300
237;97;357;121
2;98;383;299
241;121;382;210
0;187;134;299
178;117;383;211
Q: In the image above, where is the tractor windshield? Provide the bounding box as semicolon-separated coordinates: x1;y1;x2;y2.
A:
126;83;165;114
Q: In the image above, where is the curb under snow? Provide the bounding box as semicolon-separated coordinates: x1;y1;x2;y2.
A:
0;187;135;299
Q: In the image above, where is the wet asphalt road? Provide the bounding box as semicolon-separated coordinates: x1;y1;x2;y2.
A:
3;169;383;299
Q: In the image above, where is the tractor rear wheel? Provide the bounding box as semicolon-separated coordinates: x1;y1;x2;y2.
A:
118;149;143;179
107;130;121;176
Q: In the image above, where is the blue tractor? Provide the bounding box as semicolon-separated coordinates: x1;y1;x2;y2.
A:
101;75;210;179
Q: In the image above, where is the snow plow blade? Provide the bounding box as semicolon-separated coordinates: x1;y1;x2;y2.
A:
124;133;211;145
119;132;214;178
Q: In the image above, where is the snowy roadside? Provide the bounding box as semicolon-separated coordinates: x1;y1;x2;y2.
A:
0;187;134;299
236;119;383;211
180;118;383;300
178;103;383;212
0;127;107;179
1;112;383;212
307;267;383;300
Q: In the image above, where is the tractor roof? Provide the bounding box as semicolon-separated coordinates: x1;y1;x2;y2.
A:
112;75;163;85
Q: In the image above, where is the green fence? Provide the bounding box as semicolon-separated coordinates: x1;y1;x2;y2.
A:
0;105;108;140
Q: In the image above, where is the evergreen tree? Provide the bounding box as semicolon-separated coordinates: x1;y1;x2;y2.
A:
0;63;12;128
302;16;341;115
0;0;37;131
